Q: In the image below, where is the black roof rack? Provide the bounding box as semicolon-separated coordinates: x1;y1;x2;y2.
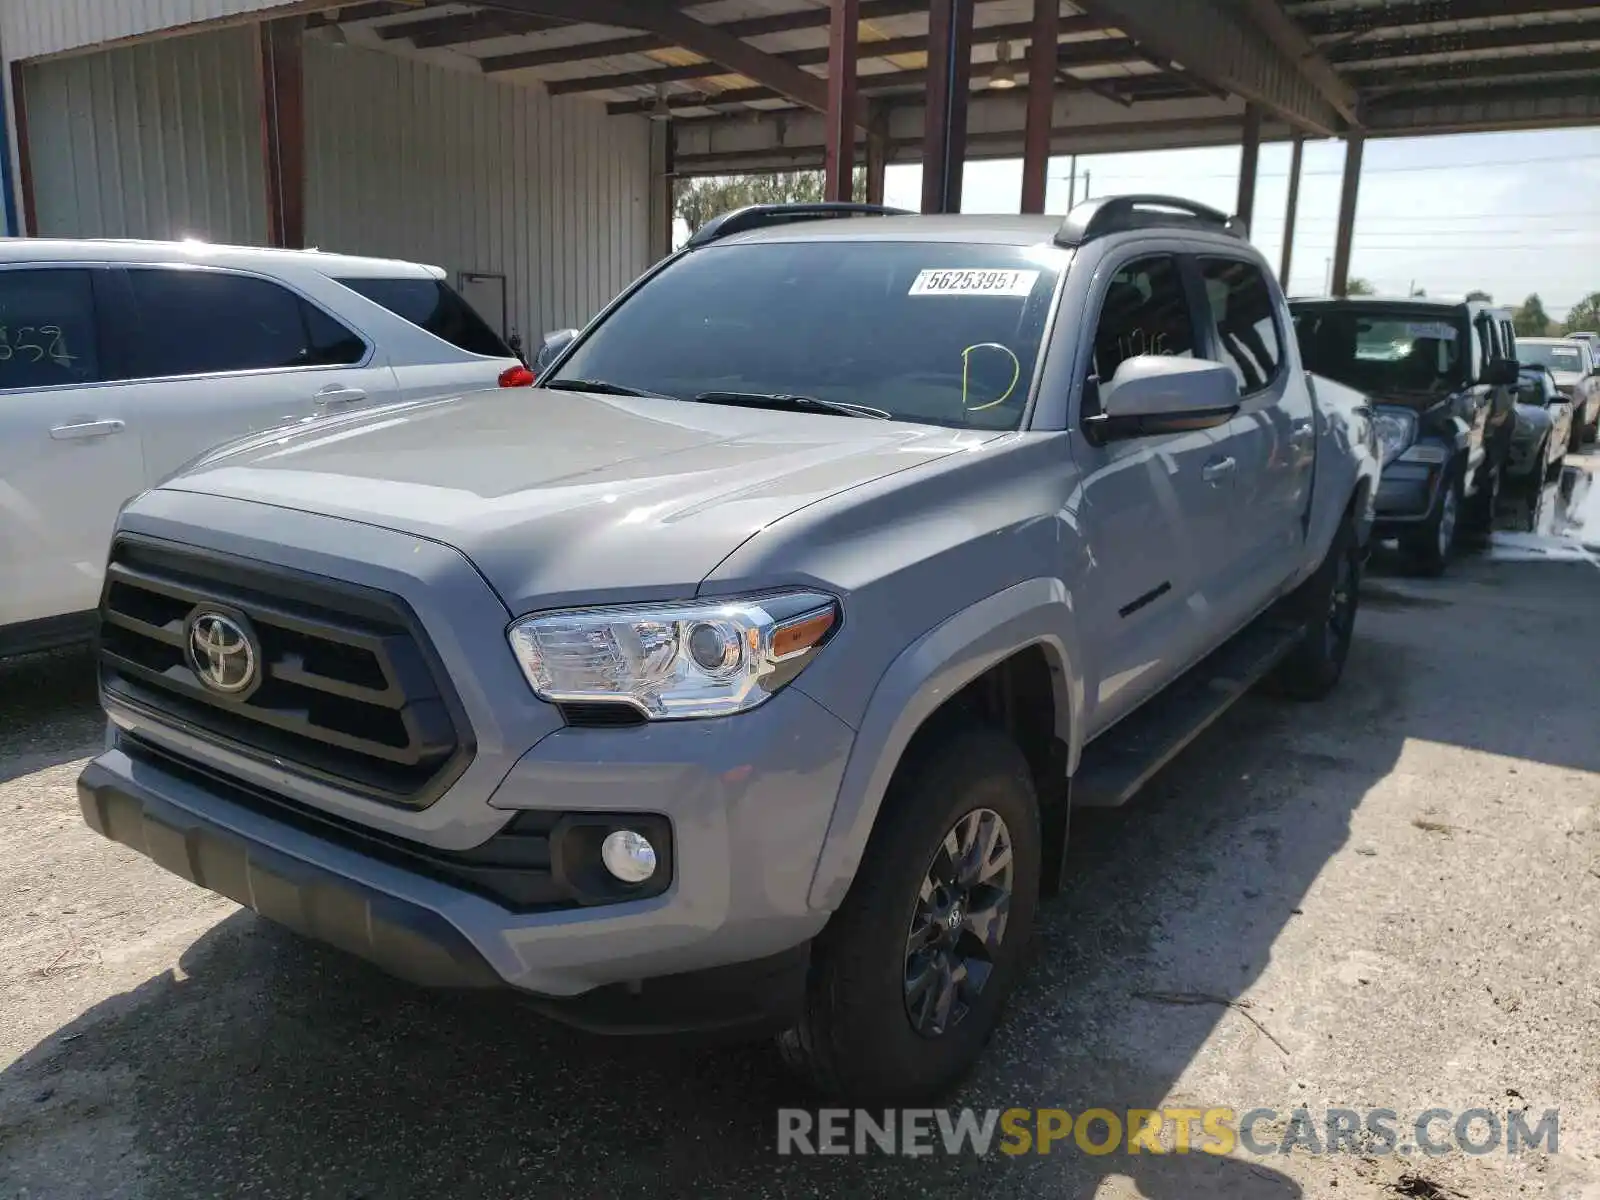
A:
1054;194;1247;248
687;202;912;247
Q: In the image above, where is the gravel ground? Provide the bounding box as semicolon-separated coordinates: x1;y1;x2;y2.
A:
1;546;1598;1199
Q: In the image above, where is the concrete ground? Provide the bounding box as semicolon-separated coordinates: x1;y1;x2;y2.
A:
2;511;1599;1197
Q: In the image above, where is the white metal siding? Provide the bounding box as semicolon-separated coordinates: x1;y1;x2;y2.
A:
0;0;287;62
22;25;266;242
305;40;652;345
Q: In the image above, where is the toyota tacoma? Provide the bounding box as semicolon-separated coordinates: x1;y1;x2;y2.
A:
79;197;1378;1101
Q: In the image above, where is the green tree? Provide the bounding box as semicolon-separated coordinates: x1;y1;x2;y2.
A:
1345;276;1375;296
674;169;869;236
1564;292;1600;335
1465;289;1494;303
1514;293;1551;337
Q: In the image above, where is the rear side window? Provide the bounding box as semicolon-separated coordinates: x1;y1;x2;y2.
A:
1199;258;1283;392
0;268;101;390
122;268;366;379
336;277;511;358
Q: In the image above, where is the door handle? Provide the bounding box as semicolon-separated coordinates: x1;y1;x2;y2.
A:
315;385;367;408
50;419;125;440
1201;455;1236;483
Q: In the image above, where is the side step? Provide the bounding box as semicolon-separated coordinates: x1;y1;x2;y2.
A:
1071;618;1305;808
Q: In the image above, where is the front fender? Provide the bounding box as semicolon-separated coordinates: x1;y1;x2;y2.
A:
802;577;1081;912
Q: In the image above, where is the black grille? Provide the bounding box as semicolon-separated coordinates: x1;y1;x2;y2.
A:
98;536;473;808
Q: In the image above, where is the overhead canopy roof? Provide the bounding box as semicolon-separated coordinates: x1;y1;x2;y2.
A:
324;0;1600;171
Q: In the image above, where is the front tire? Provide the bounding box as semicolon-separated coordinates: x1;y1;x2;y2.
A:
1400;469;1460;577
778;729;1041;1102
1275;512;1361;701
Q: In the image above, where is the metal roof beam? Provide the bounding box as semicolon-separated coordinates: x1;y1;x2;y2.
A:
376;9;568;48
478;0;934;74
1235;0;1359;124
1076;0;1348;133
1331;17;1600;63
1362;78;1600;133
1351;49;1600;88
1297;0;1600;39
544;16;1108;95
604;39;1142;116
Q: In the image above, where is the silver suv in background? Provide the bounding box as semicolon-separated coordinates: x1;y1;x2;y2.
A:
0;240;529;656
1519;335;1600;445
78;198;1378;1101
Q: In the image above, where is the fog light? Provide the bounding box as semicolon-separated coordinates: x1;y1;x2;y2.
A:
600;829;657;884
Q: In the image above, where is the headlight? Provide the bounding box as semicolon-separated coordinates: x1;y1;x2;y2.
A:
1371;408;1417;467
507;591;839;719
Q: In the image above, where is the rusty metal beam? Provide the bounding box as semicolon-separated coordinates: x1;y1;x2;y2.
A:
376;9;567;48
1330;133;1362;297
9;61;35;237
1235;102;1260;230
923;0;975;213
1280;135;1303;286
1235;0;1358;125
1333;18;1600;64
1353;50;1600;89
479;0;933;74
1297;0;1600;39
258;15;306;249
1020;0;1058;213
545;16;1107;95
865;104;889;203
825;0;860;201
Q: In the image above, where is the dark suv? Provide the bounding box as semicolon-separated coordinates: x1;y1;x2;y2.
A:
1290;296;1519;574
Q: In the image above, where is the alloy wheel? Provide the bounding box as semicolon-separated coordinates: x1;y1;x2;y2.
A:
903;808;1015;1038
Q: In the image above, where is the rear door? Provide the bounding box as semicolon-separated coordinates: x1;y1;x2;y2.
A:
0;265;146;627
104;265;399;484
332;274;521;400
1071;250;1239;738
1196;255;1313;623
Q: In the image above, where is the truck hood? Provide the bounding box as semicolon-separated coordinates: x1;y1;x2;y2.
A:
1550;370;1582;390
162;388;981;612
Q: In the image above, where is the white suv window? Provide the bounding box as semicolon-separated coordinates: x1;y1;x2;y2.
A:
122;268;365;380
0;268;101;390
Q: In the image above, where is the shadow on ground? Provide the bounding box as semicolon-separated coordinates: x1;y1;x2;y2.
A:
0;646;101;785
0;617;1435;1199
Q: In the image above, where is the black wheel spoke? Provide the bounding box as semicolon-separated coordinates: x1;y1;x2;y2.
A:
903;806;1016;1039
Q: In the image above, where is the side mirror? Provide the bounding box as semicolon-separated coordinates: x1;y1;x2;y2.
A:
1085;356;1240;443
1483;357;1520;387
534;328;579;375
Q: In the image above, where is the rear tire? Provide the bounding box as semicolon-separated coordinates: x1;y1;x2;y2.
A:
1274;512;1361;701
1400;470;1460;577
777;729;1041;1103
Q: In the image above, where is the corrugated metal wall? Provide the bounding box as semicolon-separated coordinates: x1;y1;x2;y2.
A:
0;0;285;61
22;24;265;242
304;40;652;344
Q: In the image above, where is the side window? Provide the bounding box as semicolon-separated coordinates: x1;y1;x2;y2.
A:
1198;257;1283;392
124;269;312;379
1500;320;1516;363
0;268;101;390
1090;256;1196;384
334;276;512;359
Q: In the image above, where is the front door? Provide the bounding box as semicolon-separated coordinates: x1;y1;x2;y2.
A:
1071;252;1239;739
0;266;146;627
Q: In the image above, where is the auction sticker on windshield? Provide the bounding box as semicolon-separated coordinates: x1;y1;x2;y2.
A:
910;269;1040;297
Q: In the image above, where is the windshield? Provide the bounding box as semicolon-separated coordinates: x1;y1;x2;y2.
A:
1519;342;1584;374
551;241;1065;430
1293;308;1468;395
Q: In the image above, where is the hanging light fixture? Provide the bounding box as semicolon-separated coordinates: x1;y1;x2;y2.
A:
649;85;673;121
989;40;1018;89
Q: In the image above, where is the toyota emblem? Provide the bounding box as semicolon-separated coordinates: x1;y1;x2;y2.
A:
186;611;259;695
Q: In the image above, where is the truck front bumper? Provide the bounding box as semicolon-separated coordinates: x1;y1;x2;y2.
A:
80;681;854;1034
1373;461;1445;531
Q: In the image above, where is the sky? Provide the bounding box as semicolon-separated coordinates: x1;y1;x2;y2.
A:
878;126;1600;321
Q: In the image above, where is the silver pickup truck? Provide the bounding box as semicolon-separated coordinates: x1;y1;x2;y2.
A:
78;197;1379;1102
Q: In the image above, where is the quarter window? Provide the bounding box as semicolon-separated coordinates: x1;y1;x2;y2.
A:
1199;258;1283;392
0;268;101;390
335;276;511;359
122;269;364;380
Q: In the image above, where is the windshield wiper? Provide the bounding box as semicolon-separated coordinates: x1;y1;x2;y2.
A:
544;378;678;400
692;391;891;420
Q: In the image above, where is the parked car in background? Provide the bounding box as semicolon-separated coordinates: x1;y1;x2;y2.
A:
0;239;529;657
1566;330;1600;359
1518;336;1599;447
1507;364;1574;490
77;198;1379;1103
1291;296;1520;575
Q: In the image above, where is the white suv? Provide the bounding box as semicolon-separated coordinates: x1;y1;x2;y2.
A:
0;239;530;656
